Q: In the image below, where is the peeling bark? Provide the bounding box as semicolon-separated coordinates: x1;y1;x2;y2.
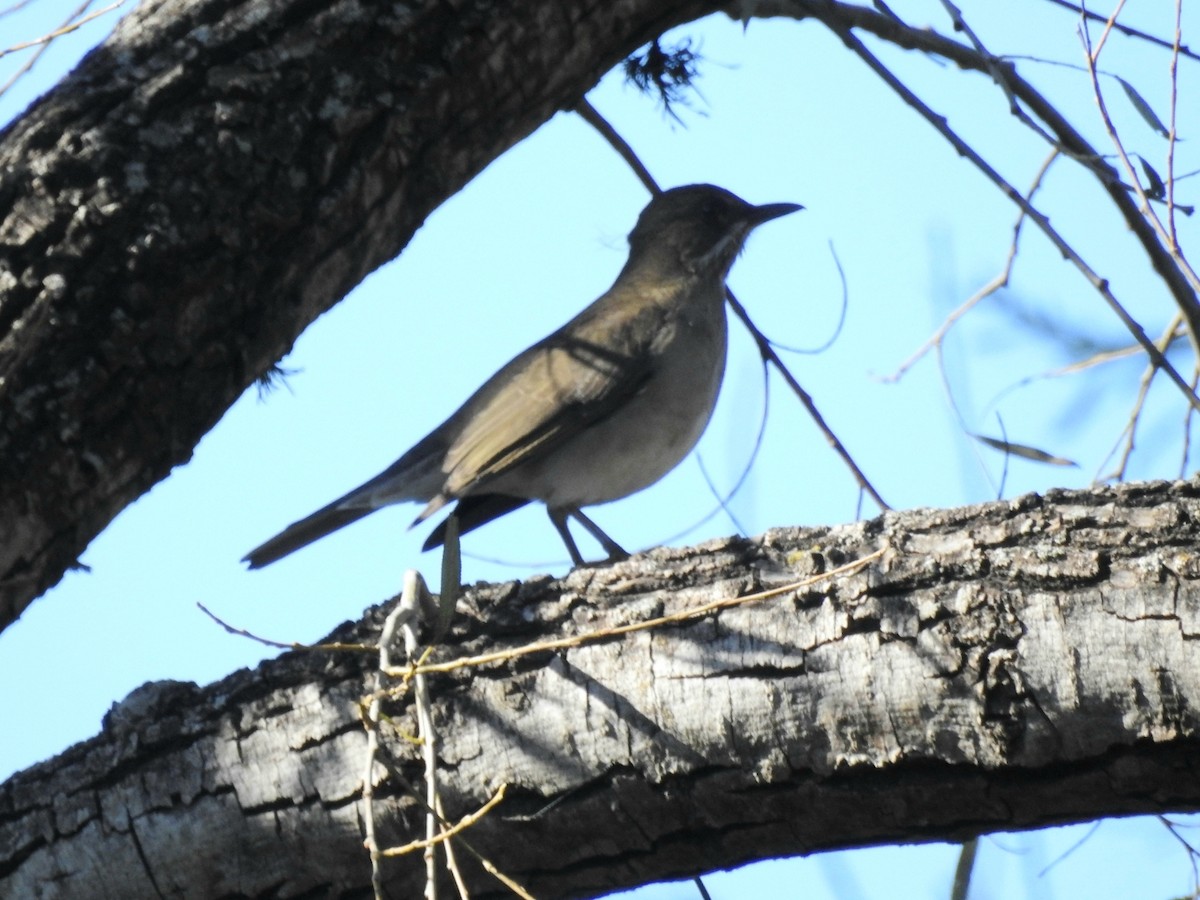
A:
3;480;1199;898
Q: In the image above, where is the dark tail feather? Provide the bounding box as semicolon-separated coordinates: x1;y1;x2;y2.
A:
422;494;531;551
243;503;375;569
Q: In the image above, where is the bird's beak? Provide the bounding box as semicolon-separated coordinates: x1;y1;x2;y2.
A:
749;201;804;225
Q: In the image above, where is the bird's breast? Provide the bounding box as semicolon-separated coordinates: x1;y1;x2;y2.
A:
494;287;729;508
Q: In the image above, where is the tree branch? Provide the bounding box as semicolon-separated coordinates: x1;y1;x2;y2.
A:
4;479;1199;898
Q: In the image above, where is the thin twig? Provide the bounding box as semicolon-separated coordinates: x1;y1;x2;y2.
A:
381;785;509;857
883;150;1058;383
364;598;417;900
397;571;441;900
1182;362;1200;479
1167;0;1183;250
822;15;1200;414
756;0;1200;387
196;601;376;653
1081;10;1200;298
1;0;124;56
1038;0;1200;61
386;551;884;680
725;288;890;510
950;838;978;900
574;98;659;194
1095;313;1183;482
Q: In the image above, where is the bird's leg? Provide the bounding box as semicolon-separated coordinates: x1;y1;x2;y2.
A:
568;508;629;562
547;508;586;566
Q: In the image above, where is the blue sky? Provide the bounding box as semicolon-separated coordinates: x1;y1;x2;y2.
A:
2;1;1198;897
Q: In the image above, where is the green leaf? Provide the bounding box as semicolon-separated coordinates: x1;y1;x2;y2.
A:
970;433;1079;467
1115;76;1169;137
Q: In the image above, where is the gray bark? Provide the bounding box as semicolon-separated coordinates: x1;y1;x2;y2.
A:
3;480;1199;898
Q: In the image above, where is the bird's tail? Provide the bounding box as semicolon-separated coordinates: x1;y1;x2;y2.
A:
243;441;444;569
242;500;377;569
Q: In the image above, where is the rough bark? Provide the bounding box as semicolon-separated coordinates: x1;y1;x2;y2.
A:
0;0;719;631
3;480;1199;899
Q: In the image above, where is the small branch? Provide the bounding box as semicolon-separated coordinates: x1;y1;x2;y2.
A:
396;571;442;899
725;289;890;511
1081;11;1200;302
196;601;375;653
757;0;1200;390
387;551;884;679
1037;0;1200;61
818;12;1200;415
380;785;509;857
883;150;1059;383
1095;314;1183;483
574;99;659;194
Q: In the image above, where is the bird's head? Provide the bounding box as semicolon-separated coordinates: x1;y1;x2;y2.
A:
626;184;802;278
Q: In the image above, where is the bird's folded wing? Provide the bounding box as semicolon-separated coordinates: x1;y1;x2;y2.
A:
439;310;665;499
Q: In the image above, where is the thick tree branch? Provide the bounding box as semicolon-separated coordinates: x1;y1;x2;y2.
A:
3;480;1199;898
0;0;718;630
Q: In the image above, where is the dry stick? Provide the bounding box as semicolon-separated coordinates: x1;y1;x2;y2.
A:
0;0;125;57
197;601;375;654
575;98;890;512
574;100;658;195
724;289;889;512
1181;363;1199;480
397;571;443;900
1096;313;1184;483
366;743;534;900
0;0;127;99
938;1;1056;147
1038;0;1200;62
381;786;509;858
387;551;884;680
1081;12;1200;294
1167;0;1183;251
362;591;531;900
818;14;1200;415
884;149;1060;383
364;597;417;900
758;0;1200;391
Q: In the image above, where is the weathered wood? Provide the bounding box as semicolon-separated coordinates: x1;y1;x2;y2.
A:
3;480;1198;898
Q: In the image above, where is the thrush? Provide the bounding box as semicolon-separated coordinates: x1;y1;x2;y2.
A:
243;184;800;568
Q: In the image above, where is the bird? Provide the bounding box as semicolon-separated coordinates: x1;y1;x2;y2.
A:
243;184;801;569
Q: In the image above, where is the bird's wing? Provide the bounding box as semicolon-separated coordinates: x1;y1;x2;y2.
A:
436;296;671;502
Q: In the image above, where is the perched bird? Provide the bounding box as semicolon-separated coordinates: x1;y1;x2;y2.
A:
243;184;800;569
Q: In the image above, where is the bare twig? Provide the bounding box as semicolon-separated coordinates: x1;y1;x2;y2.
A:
817;12;1200;414
364;597;417;900
951;838;978;900
1037;0;1200;61
1081;10;1200;297
757;0;1200;381
574;98;659;195
1167;0;1183;251
0;0;127;99
1095;314;1183;483
883;150;1059;383
395;571;443;899
725;289;891;510
196;601;375;653
386;550;884;679
380;785;509;858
